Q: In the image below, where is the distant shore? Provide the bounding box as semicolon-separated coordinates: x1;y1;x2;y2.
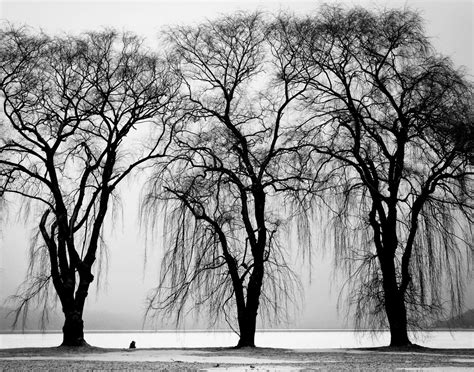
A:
0;345;473;371
2;329;473;350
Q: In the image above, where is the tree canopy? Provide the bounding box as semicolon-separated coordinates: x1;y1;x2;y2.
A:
274;5;474;345
0;26;180;345
142;12;317;347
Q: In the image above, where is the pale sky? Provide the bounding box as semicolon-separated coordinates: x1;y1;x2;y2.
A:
0;0;473;330
0;1;472;73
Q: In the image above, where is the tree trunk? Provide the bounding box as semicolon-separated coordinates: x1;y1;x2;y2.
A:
62;309;87;346
235;262;263;348
384;290;411;347
380;250;411;347
236;312;257;348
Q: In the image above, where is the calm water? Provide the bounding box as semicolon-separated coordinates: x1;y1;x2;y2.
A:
0;330;473;349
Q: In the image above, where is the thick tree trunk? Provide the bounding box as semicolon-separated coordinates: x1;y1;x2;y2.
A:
236;313;257;348
235;264;263;348
59;274;92;347
379;250;411;347
384;291;411;347
233;189;266;349
62;309;87;346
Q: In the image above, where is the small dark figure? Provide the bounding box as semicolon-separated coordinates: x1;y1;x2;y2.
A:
129;341;136;349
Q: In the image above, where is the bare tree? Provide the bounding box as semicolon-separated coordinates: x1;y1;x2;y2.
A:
0;26;180;346
142;13;313;347
277;6;474;346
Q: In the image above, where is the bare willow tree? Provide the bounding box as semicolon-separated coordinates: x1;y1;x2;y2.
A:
277;6;474;346
142;13;313;347
0;26;180;346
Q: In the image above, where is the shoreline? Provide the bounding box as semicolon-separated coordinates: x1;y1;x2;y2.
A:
1;345;473;371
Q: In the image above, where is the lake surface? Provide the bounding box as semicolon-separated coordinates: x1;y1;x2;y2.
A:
0;330;472;349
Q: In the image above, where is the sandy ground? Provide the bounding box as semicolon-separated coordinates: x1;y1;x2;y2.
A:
0;345;473;371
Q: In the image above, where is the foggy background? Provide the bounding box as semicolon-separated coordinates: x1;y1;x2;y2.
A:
1;0;473;331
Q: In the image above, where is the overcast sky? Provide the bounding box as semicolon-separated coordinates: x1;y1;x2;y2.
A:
0;0;473;330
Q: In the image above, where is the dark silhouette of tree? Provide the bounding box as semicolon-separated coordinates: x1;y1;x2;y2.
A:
0;26;180;346
278;6;474;346
142;13;312;347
